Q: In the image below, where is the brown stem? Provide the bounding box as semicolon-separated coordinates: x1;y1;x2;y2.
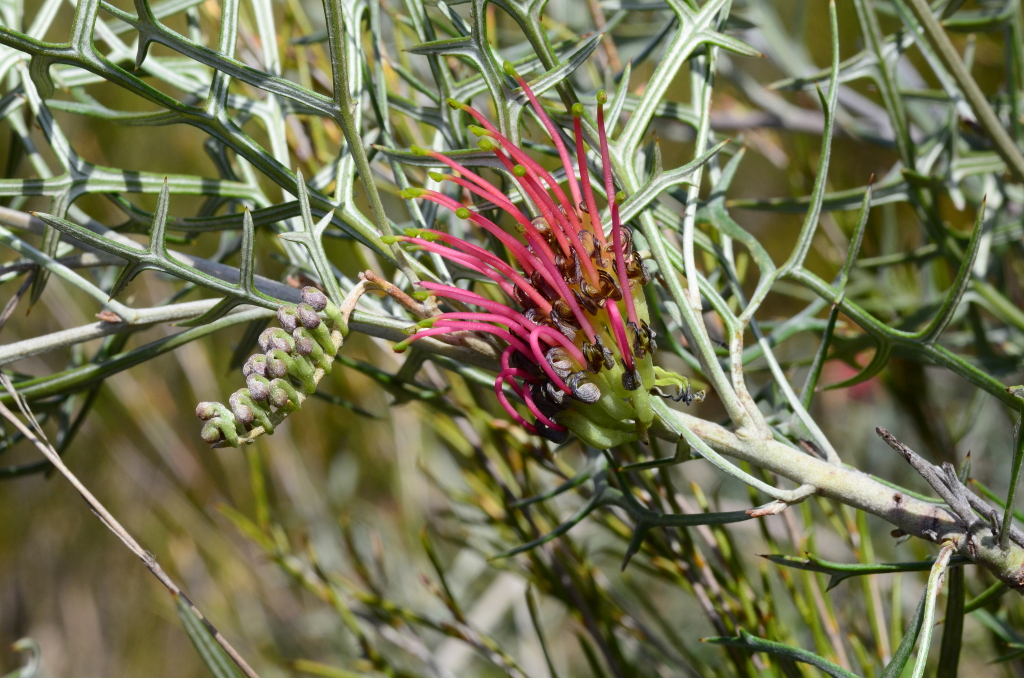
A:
585;0;622;72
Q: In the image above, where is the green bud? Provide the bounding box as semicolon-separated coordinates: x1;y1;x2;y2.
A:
445;97;463;110
417;317;438;328
403;228;437;242
597;89;608;105
571;103;584;117
409;145;428;156
478;138;494;151
502;60;518;77
615;191;626;204
512;164;527;177
412;290;433;301
392;339;411;353
455;207;471;219
427;170;446;182
399;188;425;199
467;124;488;137
381;235;400;244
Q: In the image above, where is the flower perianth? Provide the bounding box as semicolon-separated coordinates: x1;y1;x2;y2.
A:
394;91;700;443
473;132;601;288
409;145;513;207
392;233;553;312
597;90;640;330
400;190;597;337
504;61;584;213
416;281;550;324
572;104;609;253
495;366;541;434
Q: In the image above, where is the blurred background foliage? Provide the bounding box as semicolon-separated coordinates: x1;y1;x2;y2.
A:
1;0;1024;676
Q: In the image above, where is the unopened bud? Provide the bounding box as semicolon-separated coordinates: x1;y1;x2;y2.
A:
243;354;268;378
296;303;321;330
229;391;255;425
292;328;314;355
258;328;274;352
399;187;426;199
301;287;328;312
268;379;293;409
196;402;220;420
266;351;289;378
277;305;300;332
200;421;226;445
262;328;294;353
247;374;271;401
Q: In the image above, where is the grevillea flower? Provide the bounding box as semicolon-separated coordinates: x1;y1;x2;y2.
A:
387;62;702;446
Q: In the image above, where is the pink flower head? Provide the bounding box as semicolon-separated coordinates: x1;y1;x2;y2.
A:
389;63;668;443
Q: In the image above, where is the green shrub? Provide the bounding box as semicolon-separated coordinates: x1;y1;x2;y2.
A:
2;0;1024;675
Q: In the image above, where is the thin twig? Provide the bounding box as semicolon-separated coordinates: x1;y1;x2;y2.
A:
360;270;428;317
586;0;621;71
0;298;222;366
876;428;976;527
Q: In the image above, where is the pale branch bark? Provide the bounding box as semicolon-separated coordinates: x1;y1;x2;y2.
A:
0;303;499;372
878;428;1024;549
877;428;977;527
658;409;1024;591
0;299;223;366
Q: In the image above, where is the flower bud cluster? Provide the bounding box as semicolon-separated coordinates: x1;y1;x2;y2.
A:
195;287;346;447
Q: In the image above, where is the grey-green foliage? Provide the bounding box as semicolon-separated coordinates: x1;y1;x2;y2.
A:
3;0;1024;675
